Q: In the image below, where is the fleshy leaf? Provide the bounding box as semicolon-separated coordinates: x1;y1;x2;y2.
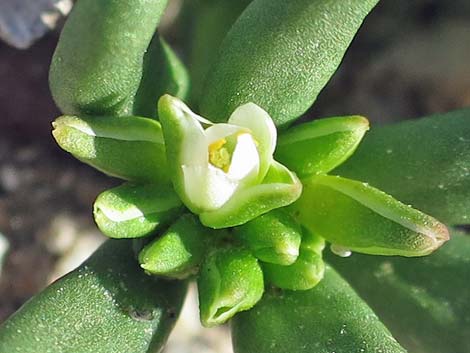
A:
0;240;187;353
231;266;407;353
336;108;470;225
52;115;169;183
327;230;470;353
235;209;301;265
263;229;325;290
49;0;169;116
139;214;209;279
93;183;183;239
198;248;264;327
276;116;369;177
200;0;380;126
200;161;302;228
133;35;190;118
291;175;449;256
187;0;252;103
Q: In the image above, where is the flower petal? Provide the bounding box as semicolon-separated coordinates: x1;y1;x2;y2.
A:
204;123;244;145
228;103;277;181
227;133;260;182
182;165;239;211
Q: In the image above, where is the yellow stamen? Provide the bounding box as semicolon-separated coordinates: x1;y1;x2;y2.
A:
209;138;231;172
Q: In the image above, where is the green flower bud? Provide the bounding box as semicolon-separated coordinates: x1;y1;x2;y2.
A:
234;209;302;265
276;116;369;177
198;248;264;327
158;95;301;228
263;229;325;290
139;214;209;279
52;115;168;183
93;183;182;239
291;175;449;257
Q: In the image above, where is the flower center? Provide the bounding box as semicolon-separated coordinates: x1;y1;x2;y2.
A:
208;133;243;173
209;138;230;172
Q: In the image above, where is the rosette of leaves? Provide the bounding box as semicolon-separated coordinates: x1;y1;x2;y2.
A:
1;1;469;353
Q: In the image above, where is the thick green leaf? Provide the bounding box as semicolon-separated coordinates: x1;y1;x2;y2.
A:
231;266;406;353
0;240;187;353
188;0;252;104
139;214;209;279
291;175;449;256
235;209;302;265
327;230;470;353
49;0;169;116
276;116;369;177
336;109;470;225
133;35;190;119
93;183;183;239
52;115;169;183
200;0;379;126
198;248;264;327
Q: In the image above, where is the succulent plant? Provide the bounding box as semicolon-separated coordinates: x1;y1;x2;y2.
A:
1;1;469;352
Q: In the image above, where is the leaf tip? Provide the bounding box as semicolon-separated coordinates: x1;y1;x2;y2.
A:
356;115;370;128
431;221;450;249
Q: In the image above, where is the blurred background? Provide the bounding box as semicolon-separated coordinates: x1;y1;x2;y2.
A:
1;0;470;351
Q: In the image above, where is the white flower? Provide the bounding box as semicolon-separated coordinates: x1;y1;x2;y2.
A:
158;95;301;228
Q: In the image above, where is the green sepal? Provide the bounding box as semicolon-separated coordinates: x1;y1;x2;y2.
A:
139;214;209;279
327;230;470;353
291;175;449;256
133;36;190;119
232;266;407;353
336;108;470;225
93;183;183;239
158;94;206;212
200;0;380;126
198;248;264;327
200;161;302;228
52;115;169;183
234;209;302;265
276;116;369;177
0;240;187;353
263;229;325;290
49;0;169;116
